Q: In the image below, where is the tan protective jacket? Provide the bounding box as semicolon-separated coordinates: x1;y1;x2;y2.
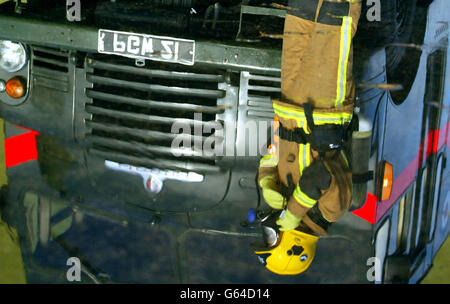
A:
259;0;361;235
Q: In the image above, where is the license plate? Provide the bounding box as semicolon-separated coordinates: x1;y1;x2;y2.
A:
98;29;195;65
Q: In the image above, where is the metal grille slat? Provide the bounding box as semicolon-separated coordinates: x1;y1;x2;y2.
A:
86;74;225;99
86;121;220;143
239;71;280;119
246;74;281;82
89;149;221;173
31;45;70;91
84;54;227;173
32;66;69;81
86;89;225;114
88;59;225;82
33;55;68;68
86;105;213;127
247;110;275;119
88;135;215;159
247;98;274;108
32;46;69;57
247;85;281;92
33;74;69;92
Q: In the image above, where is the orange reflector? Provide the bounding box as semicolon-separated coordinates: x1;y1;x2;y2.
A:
6;77;26;99
380;161;393;201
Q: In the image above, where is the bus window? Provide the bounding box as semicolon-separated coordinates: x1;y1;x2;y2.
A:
397;183;416;254
416;43;448;250
375;218;390;284
396;196;406;250
428;153;445;241
413;167;428;249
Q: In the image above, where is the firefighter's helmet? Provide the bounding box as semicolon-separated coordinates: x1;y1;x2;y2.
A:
254;228;319;275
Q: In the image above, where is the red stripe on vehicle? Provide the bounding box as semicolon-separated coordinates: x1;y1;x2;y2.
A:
353;122;449;224
432;129;440;154
425;129;434;158
4;132;39;168
375;153;421;223
374;123;449;223
351;192;378;224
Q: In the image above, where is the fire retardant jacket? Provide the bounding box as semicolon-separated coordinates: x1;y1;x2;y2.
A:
258;0;362;235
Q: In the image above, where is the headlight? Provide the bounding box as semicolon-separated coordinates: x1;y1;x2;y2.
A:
0;40;27;73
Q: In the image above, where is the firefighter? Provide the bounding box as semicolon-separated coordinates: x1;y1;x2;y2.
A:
255;0;361;275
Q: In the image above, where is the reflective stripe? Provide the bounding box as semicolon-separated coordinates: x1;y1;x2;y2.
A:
341;150;352;191
272;103;353;126
341;150;349;167
260;159;278;167
305;142;311;170
335;16;352;108
260;154;278;167
298;120;305;174
273;103;349;176
299;142;311;175
272;103;351;189
293;185;317;208
299;139;304;173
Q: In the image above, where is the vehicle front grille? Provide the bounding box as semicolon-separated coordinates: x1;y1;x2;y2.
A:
31;45;70;92
83;54;228;174
239;71;280;120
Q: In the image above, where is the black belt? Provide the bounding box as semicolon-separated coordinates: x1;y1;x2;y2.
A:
280;174;296;203
278;123;347;152
277;103;350;153
307;204;331;231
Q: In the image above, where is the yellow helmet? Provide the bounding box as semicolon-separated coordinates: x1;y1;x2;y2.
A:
254;229;319;275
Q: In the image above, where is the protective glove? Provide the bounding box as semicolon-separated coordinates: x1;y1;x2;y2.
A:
298;160;332;200
259;175;286;210
276;209;302;231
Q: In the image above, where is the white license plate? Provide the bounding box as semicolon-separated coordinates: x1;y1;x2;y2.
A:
98;29;195;65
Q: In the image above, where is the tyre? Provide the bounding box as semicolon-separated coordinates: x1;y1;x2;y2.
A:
385;0;430;104
356;0;431;104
